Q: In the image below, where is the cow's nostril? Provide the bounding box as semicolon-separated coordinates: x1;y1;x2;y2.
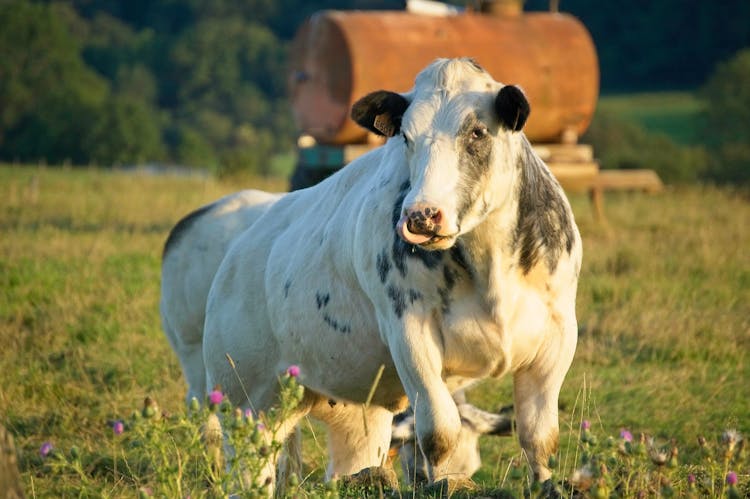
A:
429;209;442;225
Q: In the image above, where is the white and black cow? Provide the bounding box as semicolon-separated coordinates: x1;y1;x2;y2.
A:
161;190;511;482
199;58;581;490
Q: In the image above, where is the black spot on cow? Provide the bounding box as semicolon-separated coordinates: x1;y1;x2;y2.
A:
393;409;412;425
315;291;330;309
443;265;457;290
391;237;409;278
408;289;423;304
284;280;292;299
386;285;407;318
323;313;351;334
449;242;474;279
513;138;576;275
162;202;215;258
328;399;337;407
376;249;392;284
438;286;452;314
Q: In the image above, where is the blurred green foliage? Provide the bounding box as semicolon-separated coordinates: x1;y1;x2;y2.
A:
582;108;708;184
700;48;750;185
0;0;748;183
585;47;750;186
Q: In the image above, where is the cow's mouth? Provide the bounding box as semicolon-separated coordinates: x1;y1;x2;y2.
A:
397;216;456;247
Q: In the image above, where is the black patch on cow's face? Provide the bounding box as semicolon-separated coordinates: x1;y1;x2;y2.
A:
376;249;392;284
323;313;351;334
455;114;495;225
351;90;409;137
408;289;423;304
495;85;530;132
283;280;292;299
386;285;407;318
315;291;330;309
513;140;576;274
391;180;445;276
162;202;215;258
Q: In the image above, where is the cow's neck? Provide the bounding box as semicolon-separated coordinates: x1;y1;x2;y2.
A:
453;204;517;319
454;139;573;315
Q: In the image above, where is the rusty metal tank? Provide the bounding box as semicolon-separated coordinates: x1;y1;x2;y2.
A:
288;8;599;145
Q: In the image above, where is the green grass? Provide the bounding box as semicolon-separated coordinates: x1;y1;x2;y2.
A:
1;165;748;496
597;91;705;145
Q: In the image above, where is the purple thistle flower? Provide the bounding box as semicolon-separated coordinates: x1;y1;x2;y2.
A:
39;442;53;458
726;471;738;486
687;474;696;485
619;429;633;442
287;365;300;378
244;408;254;420
209;390;223;405
256;422;266;431
581;420;591;431
113;420;125;435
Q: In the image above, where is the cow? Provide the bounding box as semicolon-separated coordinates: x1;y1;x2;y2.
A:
160;190;512;482
200;57;581;491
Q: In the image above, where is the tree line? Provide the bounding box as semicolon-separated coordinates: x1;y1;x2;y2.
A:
1;0;748;182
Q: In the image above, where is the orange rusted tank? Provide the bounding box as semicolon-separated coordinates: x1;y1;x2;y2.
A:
289;9;599;145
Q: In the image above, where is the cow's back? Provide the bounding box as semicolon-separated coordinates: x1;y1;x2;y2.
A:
161;190;280;354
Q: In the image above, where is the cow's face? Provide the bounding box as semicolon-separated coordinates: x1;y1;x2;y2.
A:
352;58;530;250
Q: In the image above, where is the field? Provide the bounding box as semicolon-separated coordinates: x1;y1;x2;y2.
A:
1;165;748;497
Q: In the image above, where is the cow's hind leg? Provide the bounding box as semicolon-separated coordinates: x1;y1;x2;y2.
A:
179;344;207;404
312;401;395;485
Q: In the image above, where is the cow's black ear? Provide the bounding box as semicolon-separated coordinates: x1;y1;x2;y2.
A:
351;90;409;137
495;85;530;132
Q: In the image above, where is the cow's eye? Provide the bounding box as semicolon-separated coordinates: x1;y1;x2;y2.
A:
471;126;488;140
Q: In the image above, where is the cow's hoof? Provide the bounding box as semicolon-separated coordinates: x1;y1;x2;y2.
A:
340;465;399;491
420;477;478;497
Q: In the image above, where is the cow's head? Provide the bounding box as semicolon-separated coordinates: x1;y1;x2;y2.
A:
352;58;530;250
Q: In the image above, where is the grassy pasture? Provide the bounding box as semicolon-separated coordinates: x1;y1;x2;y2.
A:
0;165;748;496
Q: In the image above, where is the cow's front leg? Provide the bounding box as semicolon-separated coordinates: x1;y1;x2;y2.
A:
385;314;461;482
513;315;577;483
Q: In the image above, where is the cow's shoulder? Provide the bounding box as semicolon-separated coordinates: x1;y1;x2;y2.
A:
512;140;579;278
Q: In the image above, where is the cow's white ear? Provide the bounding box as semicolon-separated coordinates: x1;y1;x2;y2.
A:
495;85;530;132
351;90;410;137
